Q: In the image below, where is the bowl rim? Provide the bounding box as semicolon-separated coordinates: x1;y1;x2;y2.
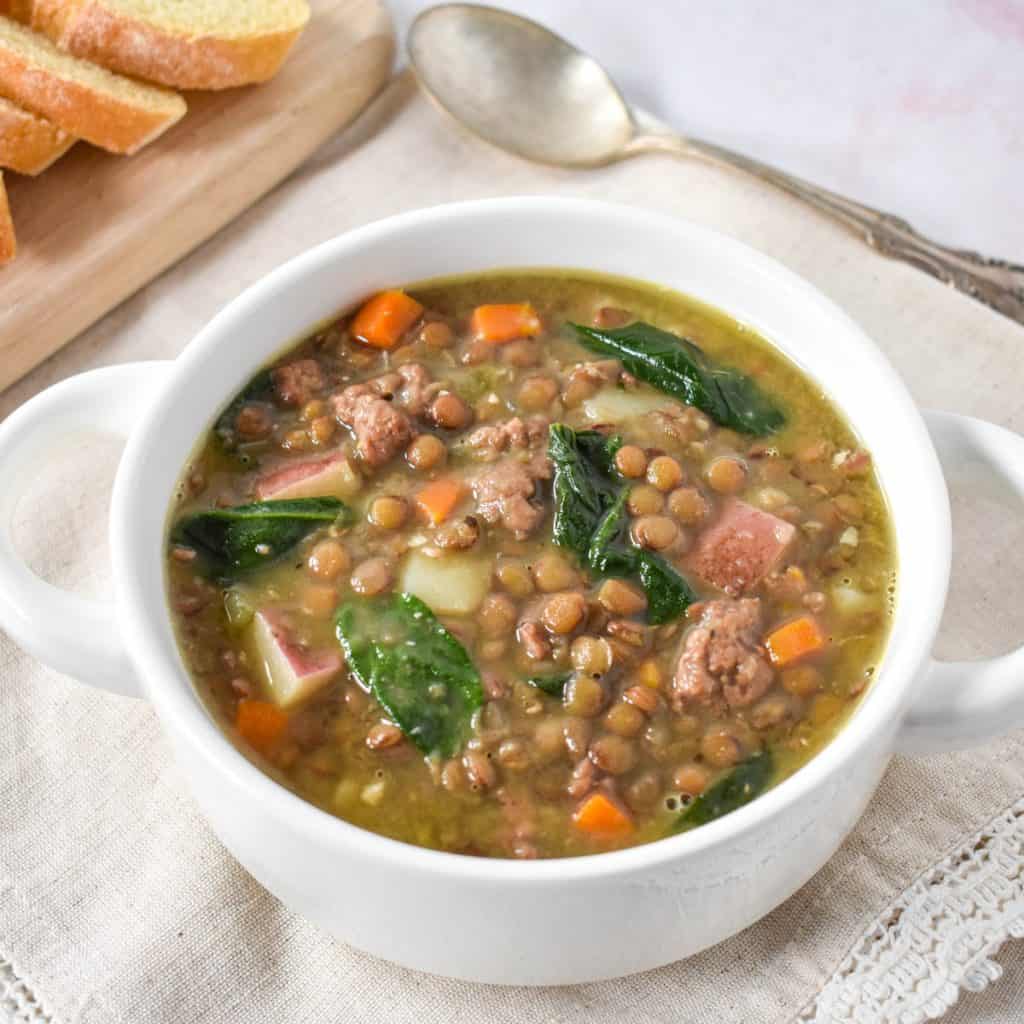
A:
110;196;950;882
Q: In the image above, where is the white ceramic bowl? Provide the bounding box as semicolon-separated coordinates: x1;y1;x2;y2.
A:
2;199;1023;986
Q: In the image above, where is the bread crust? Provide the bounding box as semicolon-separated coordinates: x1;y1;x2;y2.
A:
0;171;15;263
0;28;186;154
40;0;308;89
0;95;73;173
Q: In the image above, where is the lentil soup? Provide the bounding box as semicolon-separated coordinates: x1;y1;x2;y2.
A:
167;271;896;859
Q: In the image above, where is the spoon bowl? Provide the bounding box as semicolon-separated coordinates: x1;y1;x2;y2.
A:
408;3;634;167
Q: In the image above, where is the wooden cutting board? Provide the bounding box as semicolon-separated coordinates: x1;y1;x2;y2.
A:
0;0;394;393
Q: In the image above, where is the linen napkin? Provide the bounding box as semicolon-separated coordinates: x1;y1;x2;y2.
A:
1;74;1023;1024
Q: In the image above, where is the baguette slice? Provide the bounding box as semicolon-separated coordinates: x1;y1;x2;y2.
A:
0;16;185;154
0;94;72;172
27;0;310;90
0;171;15;263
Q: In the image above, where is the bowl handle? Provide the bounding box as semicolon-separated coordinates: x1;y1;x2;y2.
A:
898;410;1024;754
0;363;171;697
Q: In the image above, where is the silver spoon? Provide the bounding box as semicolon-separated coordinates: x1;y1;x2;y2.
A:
408;3;1024;327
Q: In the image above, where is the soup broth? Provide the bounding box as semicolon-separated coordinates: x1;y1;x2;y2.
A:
167;271;895;858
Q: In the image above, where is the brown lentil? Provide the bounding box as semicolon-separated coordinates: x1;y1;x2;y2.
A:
350;557;394;596
420;321;454;349
782;665;823;697
307;538;350;580
406;433;447;470
302;585;338;618
570;636;612;676
668;486;710;524
623;685;659;714
366;723;404;750
479;594;518;637
627;483;664;516
614;444;648;479
673;762;711;796
647;455;683;492
589;734;636;775
563;717;592;758
532;552;578;592
542;591;587;634
563;674;606;717
596;578;647;616
518;376;559;410
496;558;535;597
368;495;408;530
631;514;679;551
706;456;748;494
700;729;743;769
604;702;646;738
430;391;472;430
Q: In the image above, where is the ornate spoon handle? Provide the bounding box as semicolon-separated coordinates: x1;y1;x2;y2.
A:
628;132;1024;327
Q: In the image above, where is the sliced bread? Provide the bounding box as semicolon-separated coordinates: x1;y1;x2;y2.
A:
0;94;72;172
26;0;310;90
0;16;185;154
0;171;15;263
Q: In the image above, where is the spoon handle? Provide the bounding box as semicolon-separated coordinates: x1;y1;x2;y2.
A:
628;132;1024;328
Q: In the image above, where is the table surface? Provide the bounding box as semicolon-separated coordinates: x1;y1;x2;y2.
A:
390;0;1024;260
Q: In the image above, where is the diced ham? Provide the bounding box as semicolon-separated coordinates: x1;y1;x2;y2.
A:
688;499;796;596
471;453;551;537
272;359;324;407
332;384;414;468
250;610;342;708
254;450;361;501
671;598;774;710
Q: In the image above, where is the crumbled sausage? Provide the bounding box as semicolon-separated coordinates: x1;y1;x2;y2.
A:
471;453;551;537
272;359;324;406
332;384;413;468
464;416;549;459
395;362;436;416
672;598;774;710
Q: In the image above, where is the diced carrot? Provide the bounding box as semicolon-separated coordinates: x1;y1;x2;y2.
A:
572;792;634;838
351;290;424;349
765;615;827;667
235;699;289;755
415;477;464;525
470;303;542;344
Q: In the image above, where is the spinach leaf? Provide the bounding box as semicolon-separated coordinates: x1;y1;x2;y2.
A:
569;321;786;436
334;593;484;756
548;424;622;558
176;497;350;574
585;480;695;624
214;369;275;450
526;672;573;697
672;751;774;833
635;551;697;625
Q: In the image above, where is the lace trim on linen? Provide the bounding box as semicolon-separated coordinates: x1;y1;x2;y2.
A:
796;798;1024;1023
0;959;52;1024
2;803;1024;1024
